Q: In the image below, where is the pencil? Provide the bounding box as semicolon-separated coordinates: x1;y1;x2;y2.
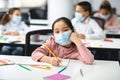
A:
58;59;70;73
18;64;31;71
45;45;59;61
31;65;51;70
58;66;67;73
80;69;83;77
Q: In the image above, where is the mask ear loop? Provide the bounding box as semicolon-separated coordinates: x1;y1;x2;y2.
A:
69;31;72;41
69;31;75;47
69;30;73;38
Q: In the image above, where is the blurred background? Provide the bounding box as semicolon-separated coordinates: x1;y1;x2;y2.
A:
0;0;120;29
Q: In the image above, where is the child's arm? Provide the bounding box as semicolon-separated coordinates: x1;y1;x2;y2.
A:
32;46;61;66
2;31;19;36
70;32;83;47
70;32;94;64
31;36;61;66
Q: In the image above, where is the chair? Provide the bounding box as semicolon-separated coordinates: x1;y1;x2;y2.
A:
0;11;6;22
25;29;52;56
21;13;30;26
91;16;105;30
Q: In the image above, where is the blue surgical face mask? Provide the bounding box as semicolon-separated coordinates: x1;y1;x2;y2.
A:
54;30;72;46
100;13;110;20
75;12;84;22
12;15;22;25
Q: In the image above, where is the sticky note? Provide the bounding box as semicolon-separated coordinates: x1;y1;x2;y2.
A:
44;73;70;80
0;59;14;66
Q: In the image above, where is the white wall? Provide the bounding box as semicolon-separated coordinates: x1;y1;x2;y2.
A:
0;0;7;8
48;0;74;27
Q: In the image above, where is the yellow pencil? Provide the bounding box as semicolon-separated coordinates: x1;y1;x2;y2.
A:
45;45;59;61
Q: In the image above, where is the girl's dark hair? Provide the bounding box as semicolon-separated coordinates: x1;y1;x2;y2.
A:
52;17;74;32
100;0;112;13
77;1;92;15
0;7;20;25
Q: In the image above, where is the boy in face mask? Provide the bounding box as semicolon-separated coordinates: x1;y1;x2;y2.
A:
0;7;30;55
94;0;120;30
31;17;94;66
72;1;105;40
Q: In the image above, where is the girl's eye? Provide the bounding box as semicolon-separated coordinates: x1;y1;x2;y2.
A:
64;29;69;31
55;31;59;34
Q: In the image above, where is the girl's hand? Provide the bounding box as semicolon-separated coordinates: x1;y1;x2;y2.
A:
11;32;19;36
79;33;86;39
51;57;62;66
2;31;19;36
40;56;62;66
70;32;80;43
2;31;11;35
70;32;82;46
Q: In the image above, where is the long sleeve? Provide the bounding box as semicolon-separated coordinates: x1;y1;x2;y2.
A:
31;36;54;61
0;25;6;36
0;21;30;36
18;22;30;35
77;44;94;64
31;46;48;61
86;19;106;39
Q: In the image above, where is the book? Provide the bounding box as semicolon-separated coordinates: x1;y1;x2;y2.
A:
0;59;14;66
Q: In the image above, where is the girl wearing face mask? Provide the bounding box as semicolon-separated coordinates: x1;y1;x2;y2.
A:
31;17;94;66
72;1;105;40
0;7;30;55
94;0;120;30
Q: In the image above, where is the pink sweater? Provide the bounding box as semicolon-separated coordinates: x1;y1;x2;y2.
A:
94;12;120;30
31;36;94;64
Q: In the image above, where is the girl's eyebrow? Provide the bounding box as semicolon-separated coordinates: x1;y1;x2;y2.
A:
54;28;59;31
54;26;69;31
62;26;69;29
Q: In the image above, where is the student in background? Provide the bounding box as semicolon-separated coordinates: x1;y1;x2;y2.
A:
32;17;94;66
93;0;120;30
94;0;120;60
72;1;105;40
0;7;30;55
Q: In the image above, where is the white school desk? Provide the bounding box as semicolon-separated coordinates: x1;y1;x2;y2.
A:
82;38;120;60
0;35;120;58
105;30;120;35
105;30;120;38
82;38;120;49
0;55;120;80
8;37;119;50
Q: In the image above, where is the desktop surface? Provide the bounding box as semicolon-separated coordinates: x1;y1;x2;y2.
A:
0;55;119;80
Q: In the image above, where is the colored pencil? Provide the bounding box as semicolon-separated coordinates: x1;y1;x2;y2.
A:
18;64;31;71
